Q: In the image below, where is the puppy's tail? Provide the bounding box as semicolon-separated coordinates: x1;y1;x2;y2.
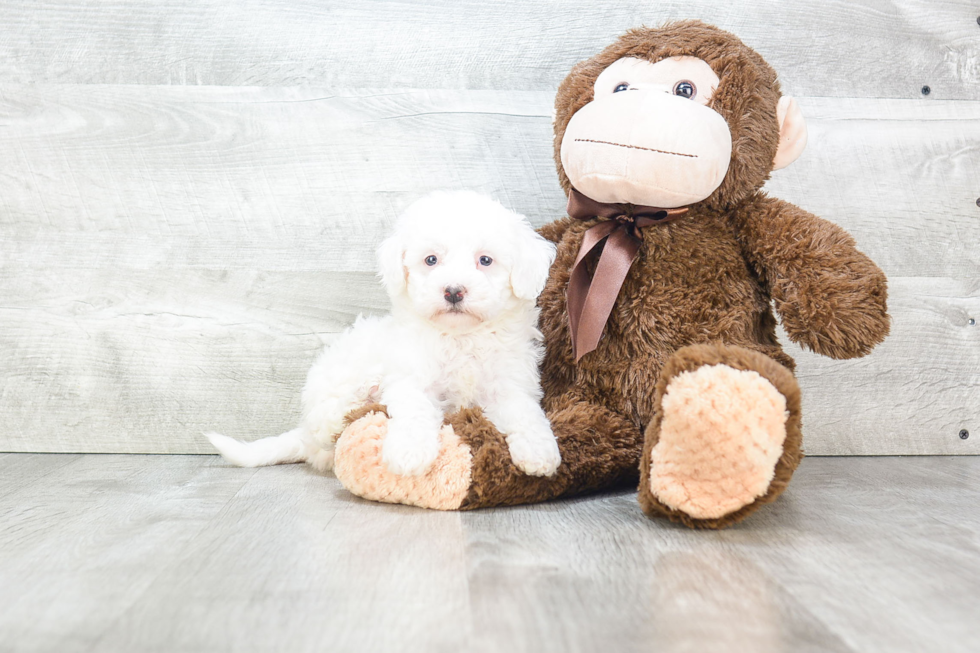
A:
205;428;312;468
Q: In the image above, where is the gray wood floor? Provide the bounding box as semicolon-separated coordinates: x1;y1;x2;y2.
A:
0;454;977;653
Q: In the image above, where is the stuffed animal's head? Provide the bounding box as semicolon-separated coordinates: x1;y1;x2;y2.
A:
554;21;807;210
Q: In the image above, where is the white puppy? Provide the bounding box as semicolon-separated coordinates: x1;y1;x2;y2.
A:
207;190;561;477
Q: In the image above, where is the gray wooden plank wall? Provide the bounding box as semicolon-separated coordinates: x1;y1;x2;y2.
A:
0;1;977;455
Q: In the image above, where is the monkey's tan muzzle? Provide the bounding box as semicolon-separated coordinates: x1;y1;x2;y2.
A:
560;90;732;208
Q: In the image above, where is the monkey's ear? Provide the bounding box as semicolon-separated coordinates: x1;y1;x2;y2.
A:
772;96;808;170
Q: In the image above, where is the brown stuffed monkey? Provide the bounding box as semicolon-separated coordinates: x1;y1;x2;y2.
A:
333;21;889;529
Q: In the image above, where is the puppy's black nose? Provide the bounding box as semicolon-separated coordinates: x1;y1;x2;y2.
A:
444;286;465;305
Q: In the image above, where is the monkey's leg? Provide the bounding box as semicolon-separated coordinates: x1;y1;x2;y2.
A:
332;394;642;510
638;343;803;529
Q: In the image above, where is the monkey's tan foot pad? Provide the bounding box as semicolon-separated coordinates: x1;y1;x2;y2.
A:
334;411;473;510
647;364;788;521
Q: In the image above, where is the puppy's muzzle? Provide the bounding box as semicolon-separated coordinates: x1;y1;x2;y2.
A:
444;286;466;306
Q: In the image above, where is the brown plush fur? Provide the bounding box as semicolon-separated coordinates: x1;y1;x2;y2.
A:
344;403;389;427
454;391;645;509
338;21;889;527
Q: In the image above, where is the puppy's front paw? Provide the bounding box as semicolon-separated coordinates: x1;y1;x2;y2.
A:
507;429;561;477
381;422;441;476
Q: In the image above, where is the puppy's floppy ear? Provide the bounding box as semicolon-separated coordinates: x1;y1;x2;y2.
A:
377;231;408;297
510;222;557;301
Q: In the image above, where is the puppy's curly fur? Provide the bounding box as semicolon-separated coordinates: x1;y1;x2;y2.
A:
207;191;560;478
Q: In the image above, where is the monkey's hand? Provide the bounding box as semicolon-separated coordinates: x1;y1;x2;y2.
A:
736;195;890;360
771;253;889;359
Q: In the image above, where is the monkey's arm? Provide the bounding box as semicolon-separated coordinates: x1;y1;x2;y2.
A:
734;194;889;359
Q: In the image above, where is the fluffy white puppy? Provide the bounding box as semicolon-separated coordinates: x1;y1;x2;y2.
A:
207;190;561;477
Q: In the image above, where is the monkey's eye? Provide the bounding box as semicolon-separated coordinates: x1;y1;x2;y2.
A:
425;255;438;266
613;82;630;93
479;255;493;267
673;80;696;99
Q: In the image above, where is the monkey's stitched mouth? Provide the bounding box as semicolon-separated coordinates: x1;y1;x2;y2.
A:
574;138;697;158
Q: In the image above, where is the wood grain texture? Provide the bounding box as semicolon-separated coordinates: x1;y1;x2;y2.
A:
0;1;978;100
0;85;561;250
0;268;384;453
0;453;83;497
95;465;471;653
1;90;977;276
0;85;980;454
0;455;255;652
765;97;980;279
789;276;979;455
1;86;977;454
0;454;978;652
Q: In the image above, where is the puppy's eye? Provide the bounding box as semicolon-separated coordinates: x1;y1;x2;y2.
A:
424;255;438;266
613;82;630;93
479;255;493;267
673;80;696;99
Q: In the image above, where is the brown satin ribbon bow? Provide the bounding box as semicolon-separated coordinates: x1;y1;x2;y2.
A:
566;188;689;362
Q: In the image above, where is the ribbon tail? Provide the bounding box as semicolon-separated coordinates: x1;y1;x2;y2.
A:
570;228;641;362
567;263;589;362
567;222;618;360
